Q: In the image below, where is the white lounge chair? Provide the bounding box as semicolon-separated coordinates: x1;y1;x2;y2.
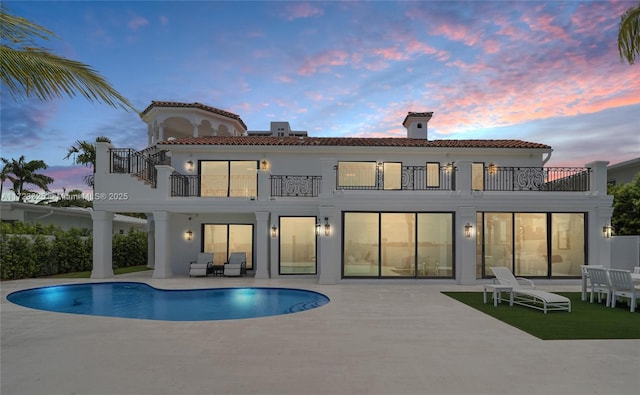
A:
189;252;214;277
490;267;571;313
633;267;640;274
580;265;603;301
585;267;612;307
608;269;640;312
224;252;247;277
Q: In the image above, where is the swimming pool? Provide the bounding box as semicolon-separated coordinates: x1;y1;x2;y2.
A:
6;282;330;321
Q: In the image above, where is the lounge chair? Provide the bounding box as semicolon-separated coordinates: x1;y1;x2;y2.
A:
585;267;612;306
490;267;571;313
189;252;214;277
224;252;247;277
608;269;640;312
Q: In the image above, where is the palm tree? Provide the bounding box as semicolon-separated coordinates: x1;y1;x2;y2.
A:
3;156;54;202
1;157;13;200
64;136;112;188
618;2;640;65
0;6;137;111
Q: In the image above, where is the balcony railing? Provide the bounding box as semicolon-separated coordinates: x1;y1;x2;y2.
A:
109;148;158;188
483;167;590;191
170;173;199;197
336;166;455;191
271;175;321;197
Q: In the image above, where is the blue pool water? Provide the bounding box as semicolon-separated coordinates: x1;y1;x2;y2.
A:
6;282;330;321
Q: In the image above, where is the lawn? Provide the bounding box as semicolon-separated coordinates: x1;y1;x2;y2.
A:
48;265;151;278
443;292;640;340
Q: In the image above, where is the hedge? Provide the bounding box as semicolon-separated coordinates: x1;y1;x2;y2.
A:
0;223;147;280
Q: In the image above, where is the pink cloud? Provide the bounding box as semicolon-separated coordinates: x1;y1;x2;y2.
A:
128;16;149;31
298;50;350;75
285;3;324;21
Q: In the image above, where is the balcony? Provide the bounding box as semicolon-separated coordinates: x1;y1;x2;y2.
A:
483;167;590;192
271;175;321;197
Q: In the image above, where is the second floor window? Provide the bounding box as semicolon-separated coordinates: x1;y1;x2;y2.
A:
337;161;376;188
201;160;257;197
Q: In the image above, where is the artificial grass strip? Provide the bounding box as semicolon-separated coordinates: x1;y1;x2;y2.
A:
442;292;640;340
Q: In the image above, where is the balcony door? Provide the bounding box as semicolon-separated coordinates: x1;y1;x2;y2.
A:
203;224;253;269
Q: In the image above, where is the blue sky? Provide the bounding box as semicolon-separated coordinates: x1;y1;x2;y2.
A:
1;0;639;196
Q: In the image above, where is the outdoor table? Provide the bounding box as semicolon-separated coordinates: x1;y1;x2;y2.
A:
483;284;513;307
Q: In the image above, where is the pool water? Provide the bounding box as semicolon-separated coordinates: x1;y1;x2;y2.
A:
6;282;330;321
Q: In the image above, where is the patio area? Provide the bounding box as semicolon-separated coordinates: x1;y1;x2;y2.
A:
2;271;639;395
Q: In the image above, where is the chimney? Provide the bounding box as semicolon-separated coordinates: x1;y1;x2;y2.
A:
403;112;433;139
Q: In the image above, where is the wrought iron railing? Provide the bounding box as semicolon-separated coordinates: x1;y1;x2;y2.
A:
483;167;590;191
109;148;158;188
271;175;321;197
170;173;199;197
336;166;455;191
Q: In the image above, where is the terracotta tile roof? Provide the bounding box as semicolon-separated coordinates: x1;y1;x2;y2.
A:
140;101;247;130
402;112;434;127
158;136;551;149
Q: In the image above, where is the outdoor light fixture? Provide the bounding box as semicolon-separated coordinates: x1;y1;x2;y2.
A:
488;163;497;175
186;159;194;172
261;160;268;170
603;224;613;239
315;220;321;236
324;217;331;236
271;225;278;238
464;223;473;238
444;162;454;173
185;229;193;241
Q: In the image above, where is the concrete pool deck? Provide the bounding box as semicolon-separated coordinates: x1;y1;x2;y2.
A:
2;272;639;395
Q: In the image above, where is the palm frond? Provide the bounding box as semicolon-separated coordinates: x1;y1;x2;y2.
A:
618;2;640;65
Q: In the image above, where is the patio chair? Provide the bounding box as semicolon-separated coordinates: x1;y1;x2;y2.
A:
608;269;640;312
585;267;612;307
189;252;214;277
490;267;571;313
580;265;603;301
224;252;247;277
633;267;640;274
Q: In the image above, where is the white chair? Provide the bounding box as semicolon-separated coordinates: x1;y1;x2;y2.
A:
585;267;612;307
490;267;571;313
633;267;640;274
224;252;247;277
580;265;603;301
189;252;214;277
608;269;640;312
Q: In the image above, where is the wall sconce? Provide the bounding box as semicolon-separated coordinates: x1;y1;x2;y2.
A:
261;160;268;170
603;224;613;239
185;229;193;241
186;159;194;172
377;162;384;170
487;163;497;175
444;162;453;173
271;225;278;238
315;220;321;236
324;217;331;236
464;223;473;238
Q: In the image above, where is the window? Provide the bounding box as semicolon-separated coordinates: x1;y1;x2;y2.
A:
426;162;440;188
200;161;257;197
337;162;376;188
476;212;586;278
279;217;317;274
472;162;484;190
383;162;402;190
343;212;454;278
203;224;253;269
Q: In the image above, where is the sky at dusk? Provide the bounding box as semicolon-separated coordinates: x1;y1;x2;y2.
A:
1;0;639;197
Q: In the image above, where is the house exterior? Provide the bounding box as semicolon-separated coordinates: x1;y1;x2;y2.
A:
607;157;640;186
0;201;147;234
91;101;613;283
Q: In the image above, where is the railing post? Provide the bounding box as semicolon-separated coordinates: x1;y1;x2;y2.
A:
586;161;609;195
155;165;174;198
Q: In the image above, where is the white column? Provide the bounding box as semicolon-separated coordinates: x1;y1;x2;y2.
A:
457;206;477;284
91;210;114;279
191;121;200;137
586;161;609;195
155;165;175;198
319;158;336;199
147;124;153;146
257;168;270;202
255;211;270;279
158;122;165;142
152;211;173;278
146;215;155;269
318;207;339;284
455;160;472;195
